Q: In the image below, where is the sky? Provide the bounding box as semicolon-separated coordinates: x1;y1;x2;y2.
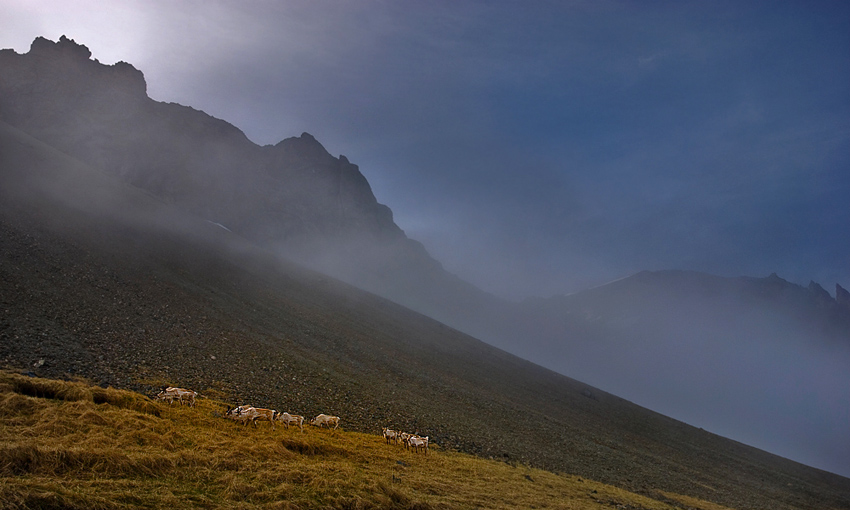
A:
2;0;847;301
2;0;850;477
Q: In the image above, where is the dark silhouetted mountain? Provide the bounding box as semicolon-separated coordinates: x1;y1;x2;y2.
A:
0;36;393;244
0;36;498;329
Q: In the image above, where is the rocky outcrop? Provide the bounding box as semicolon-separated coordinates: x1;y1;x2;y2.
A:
0;36;147;127
264;131;403;242
837;284;850;310
808;280;831;299
807;280;839;310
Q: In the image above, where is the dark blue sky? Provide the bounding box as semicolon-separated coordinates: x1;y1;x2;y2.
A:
3;1;850;477
3;1;847;299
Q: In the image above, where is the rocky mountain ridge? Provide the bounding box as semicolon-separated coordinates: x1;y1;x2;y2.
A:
0;37;402;248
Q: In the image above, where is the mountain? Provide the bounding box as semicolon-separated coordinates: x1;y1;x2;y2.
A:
2;36;850;508
0;37;389;243
502;269;850;369
479;269;850;479
3;116;849;510
0;35;501;330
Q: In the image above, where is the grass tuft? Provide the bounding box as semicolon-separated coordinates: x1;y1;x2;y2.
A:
280;437;347;457
6;372;159;416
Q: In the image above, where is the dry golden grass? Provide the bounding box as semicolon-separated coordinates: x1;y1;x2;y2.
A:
0;371;733;509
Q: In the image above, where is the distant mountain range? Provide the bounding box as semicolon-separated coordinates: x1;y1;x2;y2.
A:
2;36;849;507
503;269;850;370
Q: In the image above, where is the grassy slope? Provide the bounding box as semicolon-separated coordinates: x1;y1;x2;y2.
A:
0;371;729;510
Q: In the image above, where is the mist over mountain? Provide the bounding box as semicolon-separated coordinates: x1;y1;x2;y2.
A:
2;36;849;481
0;37;394;245
4;92;850;510
477;270;850;477
0;35;499;327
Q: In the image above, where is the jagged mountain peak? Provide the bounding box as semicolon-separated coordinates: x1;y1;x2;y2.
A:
597;269;843;304
273;131;326;153
30;34;92;60
808;280;833;301
23;35;146;95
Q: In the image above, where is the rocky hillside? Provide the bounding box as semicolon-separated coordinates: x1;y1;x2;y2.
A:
2;115;850;510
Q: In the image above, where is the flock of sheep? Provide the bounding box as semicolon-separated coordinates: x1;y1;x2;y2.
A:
223;404;337;432
154;386;429;453
382;427;430;454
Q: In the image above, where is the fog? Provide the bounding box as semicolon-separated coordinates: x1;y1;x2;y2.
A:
481;272;850;477
2;1;849;478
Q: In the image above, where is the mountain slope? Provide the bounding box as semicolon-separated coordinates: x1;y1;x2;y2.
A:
2;119;849;510
0;35;501;330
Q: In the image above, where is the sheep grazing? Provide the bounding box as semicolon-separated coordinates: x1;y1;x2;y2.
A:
226;405;253;416
310;414;340;430
398;432;413;450
225;405;254;426
226;406;278;429
394;432;428;453
407;435;429;454
382;427;400;444
156;386;197;407
176;388;198;407
154;387;177;404
244;407;279;429
277;412;305;432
